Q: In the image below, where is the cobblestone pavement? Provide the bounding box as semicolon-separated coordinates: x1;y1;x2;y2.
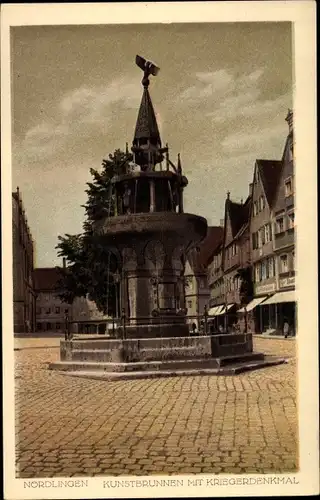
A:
15;336;297;477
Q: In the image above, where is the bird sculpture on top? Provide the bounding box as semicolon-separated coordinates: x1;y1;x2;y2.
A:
135;55;160;88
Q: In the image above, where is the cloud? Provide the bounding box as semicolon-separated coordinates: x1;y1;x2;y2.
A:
20;76;141;161
221;122;286;155
178;67;291;126
208;90;291;124
179;68;264;104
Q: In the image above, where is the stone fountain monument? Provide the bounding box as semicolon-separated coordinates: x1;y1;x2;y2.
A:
49;56;285;379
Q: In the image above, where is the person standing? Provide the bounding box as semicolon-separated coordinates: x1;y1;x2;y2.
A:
283;319;290;338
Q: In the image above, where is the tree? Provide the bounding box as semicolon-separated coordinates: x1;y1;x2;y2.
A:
55;149;133;314
236;267;254;333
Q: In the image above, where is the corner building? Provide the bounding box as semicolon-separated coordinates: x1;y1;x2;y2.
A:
12;188;36;333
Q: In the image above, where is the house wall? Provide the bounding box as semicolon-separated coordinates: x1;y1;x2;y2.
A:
273;130;295;294
12;192;36;333
35;291;71;332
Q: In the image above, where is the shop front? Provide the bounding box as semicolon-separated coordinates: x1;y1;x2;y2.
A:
262;286;296;336
252;282;277;333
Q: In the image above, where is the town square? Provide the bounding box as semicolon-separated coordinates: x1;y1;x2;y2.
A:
15;335;297;477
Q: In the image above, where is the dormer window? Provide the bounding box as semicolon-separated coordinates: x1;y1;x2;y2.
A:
285;177;293;197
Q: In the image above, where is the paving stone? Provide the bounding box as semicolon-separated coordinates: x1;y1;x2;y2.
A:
14;336;297;476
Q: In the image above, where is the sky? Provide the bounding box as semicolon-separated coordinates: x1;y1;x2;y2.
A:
11;22;293;267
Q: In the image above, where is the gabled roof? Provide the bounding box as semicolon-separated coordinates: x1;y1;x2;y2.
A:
133;87;161;144
188;226;224;271
226;195;252;242
256;159;283;208
33;267;63;291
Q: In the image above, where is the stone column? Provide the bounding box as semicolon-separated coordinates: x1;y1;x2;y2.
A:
150;180;156;212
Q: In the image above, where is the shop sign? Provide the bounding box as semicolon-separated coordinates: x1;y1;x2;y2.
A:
255;283;276;295
279;276;295;288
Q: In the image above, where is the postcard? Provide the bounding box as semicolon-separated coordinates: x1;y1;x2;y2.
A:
1;2;318;499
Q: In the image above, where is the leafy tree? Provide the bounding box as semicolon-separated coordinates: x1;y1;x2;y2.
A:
55;149;133;314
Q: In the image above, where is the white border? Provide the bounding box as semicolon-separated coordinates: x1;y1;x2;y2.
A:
1;2;318;498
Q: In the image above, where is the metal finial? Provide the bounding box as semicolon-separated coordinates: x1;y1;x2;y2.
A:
227;191;230;200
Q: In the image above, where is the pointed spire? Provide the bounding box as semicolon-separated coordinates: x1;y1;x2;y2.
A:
227;191;230;200
177;153;182;174
132;71;163;169
133;87;161;146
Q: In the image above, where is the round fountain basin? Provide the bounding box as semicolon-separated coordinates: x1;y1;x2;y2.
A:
93;212;207;243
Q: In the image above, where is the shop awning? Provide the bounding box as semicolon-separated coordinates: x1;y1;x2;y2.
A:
262;291;295;305
208;305;225;317
208;306;219;316
216;304;235;316
238;296;268;313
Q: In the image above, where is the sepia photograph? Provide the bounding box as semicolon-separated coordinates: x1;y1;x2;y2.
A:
2;2;318;499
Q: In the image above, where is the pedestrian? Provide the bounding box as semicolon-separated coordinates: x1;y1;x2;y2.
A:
218;324;224;334
283;319;290;338
191;322;198;336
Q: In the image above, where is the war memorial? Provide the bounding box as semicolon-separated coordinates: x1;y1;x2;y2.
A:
49;56;285;380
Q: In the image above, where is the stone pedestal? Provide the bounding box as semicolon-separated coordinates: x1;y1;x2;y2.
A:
49;332;286;379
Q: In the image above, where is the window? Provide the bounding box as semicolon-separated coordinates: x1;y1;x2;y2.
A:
260;227;266;246
187;300;192;309
276;217;284;234
268;257;275;278
288;212;295;229
56;323;61;330
64;308;69;314
235;276;240;290
46;307;51;314
292;251;295;270
253;201;258;216
252;232;257;250
259;195;265;212
254;263;261;283
280;254;288;273
265;223;272;243
261;260;267;280
285;177;293;197
55;307;60;314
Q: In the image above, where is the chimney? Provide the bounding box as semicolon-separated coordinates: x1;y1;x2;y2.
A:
249;183;253;196
285;109;293;134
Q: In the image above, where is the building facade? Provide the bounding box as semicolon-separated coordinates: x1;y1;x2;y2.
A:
34;268;71;333
185;226;223;329
248;159;283;333
266;109;295;335
34;267;110;333
206;110;296;336
12;188;36;333
207;193;252;332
